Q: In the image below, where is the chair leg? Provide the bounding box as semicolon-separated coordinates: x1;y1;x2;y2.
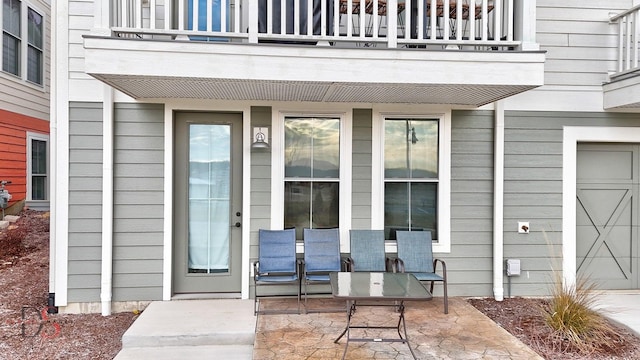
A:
298;278;302;314
443;279;448;314
254;290;259;316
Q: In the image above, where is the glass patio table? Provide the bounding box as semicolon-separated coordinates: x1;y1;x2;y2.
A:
329;271;432;360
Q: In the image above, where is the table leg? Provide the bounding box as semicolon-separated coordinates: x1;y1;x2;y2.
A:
398;301;419;360
335;301;419;360
334;300;355;343
334;300;355;360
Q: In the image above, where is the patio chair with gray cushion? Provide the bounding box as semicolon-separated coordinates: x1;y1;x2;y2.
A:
395;230;448;314
347;230;393;272
253;228;301;315
301;228;345;312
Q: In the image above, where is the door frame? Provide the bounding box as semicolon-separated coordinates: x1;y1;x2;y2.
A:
563;126;640;290
162;104;252;300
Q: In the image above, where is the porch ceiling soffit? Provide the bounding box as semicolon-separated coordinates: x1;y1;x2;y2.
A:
83;36;545;106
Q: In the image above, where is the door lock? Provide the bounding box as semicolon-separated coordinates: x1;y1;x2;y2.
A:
235;222;241;228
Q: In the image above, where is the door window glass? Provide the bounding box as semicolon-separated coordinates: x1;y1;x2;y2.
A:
188;124;231;273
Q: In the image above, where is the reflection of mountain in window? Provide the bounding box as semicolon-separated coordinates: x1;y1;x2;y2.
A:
384;118;439;240
284;117;340;239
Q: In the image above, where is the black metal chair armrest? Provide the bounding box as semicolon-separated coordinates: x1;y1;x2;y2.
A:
340;256;350;271
385;257;396;272
344;257;354;272
434;258;447;279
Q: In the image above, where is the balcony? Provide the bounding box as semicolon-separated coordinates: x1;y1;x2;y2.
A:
83;0;544;105
604;5;640;110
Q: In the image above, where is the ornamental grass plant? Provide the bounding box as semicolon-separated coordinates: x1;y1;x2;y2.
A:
539;229;627;355
541;273;625;354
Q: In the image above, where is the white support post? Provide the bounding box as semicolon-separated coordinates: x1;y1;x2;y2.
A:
387;0;398;48
101;86;114;317
248;0;258;42
92;0;112;35
493;101;505;302
514;0;538;50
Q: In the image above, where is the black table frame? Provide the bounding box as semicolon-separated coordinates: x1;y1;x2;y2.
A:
329;272;432;360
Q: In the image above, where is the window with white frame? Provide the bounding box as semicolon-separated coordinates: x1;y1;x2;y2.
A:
26;6;42;84
2;0;43;85
3;0;21;76
383;118;439;241
27;132;47;200
283;117;340;240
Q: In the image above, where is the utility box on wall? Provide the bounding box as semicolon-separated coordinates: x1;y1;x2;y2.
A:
506;259;521;276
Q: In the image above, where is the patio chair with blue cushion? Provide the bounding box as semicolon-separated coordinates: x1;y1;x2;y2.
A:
253;228;301;315
395;230;448;314
301;228;345;312
347;230;393;272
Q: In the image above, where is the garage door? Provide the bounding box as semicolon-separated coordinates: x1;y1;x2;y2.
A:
576;143;639;289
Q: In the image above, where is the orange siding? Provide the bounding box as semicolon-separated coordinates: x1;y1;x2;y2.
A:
0;109;49;206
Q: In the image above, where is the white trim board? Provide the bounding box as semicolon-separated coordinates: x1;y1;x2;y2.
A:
562;126;640;288
372;110;451;254
270;109;352;253
162;102;252;300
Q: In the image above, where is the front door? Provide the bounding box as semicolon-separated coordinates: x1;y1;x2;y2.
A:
576;143;639;289
173;111;243;294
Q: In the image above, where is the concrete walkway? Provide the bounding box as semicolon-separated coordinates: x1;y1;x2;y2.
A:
112;292;640;360
114;299;255;360
593;291;640;337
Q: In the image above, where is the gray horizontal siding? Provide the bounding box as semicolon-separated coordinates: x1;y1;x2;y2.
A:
112;103;165;302
249;106;273;291
68;102;103;303
449;110;494;297
67;102;165;303
68;233;101;247
500;110;640;297
351;109;373;229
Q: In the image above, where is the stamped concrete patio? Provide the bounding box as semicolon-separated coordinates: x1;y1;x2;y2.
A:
253;297;543;360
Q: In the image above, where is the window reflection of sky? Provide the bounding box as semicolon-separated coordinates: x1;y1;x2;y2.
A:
385;119;438;178
285;118;340;177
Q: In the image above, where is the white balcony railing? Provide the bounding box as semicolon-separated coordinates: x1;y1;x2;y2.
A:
611;5;640;78
110;0;524;49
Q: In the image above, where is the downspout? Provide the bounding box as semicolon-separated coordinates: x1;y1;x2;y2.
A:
48;6;58;313
101;86;114;316
493;101;505;301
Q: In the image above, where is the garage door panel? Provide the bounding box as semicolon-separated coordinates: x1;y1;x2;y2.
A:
577;188;631;226
576;143;638;290
575;226;599;257
577;149;633;181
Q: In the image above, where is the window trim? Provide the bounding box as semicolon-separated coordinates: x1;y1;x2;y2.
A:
373;111;451;253
1;0;45;87
271;110;352;252
26;131;48;201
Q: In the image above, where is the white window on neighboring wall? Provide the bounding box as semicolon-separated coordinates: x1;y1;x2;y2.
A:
2;0;44;86
26;6;42;85
27;132;48;201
